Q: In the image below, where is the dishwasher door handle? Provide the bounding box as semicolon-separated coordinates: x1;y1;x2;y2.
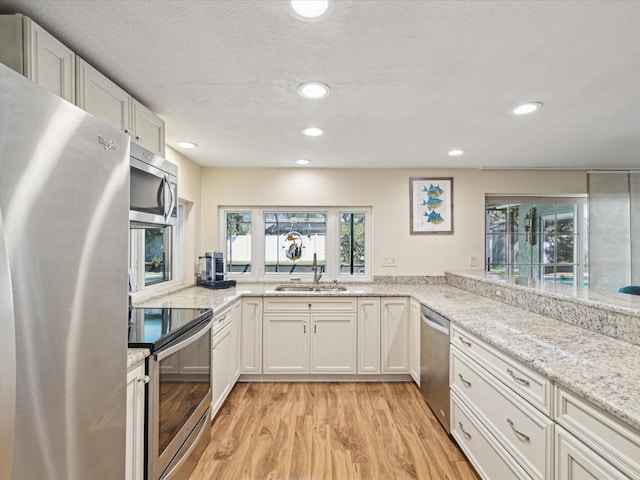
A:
422;314;449;335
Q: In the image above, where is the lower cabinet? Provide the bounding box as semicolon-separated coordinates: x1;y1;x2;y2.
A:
211;319;232;417
381;297;409;373
451;392;532;480
555;426;628;480
240;297;263;374
211;301;242;418
357;297;381;374
125;361;147;480
409;299;420;385
262;298;357;374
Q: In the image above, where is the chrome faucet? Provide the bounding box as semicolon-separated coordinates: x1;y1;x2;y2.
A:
312;253;322;285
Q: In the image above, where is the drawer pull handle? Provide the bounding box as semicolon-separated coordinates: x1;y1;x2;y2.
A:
458;421;472;439
459;336;472;347
507;418;530;442
507;369;530;386
458;373;472;387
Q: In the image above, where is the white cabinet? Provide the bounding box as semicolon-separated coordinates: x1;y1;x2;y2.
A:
556;426;628;480
126;361;147;480
0;14;75;102
555;386;640;479
76;57;130;132
76;57;165;156
211;319;232;417
263;313;309;373
230;300;241;383
381;297;409;373
132;100;165;156
357;297;381;374
240;297;263;374
263;298;357;374
409;299;420;385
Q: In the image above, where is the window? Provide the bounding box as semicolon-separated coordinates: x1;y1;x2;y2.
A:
485;196;588;286
221;207;372;282
129;203;184;292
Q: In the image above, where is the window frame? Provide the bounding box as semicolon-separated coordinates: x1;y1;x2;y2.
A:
485;195;588;286
129;202;185;293
220;206;372;283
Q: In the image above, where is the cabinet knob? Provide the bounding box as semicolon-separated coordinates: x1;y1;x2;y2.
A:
136;135;143;141
124;129;132;136
138;375;150;384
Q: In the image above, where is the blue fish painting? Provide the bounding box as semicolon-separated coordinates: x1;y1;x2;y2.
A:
421;197;443;209
427;184;444;198
423;209;444;224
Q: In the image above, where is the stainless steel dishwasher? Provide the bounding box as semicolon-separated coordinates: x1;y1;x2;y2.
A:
419;304;451;433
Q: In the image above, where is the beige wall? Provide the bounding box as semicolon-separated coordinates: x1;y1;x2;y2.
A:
165;146;202;282
199;168;586;276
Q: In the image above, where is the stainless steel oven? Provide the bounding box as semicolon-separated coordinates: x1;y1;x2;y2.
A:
130;143;178;227
129;307;213;480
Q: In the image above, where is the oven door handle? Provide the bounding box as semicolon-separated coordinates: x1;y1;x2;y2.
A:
155;318;212;361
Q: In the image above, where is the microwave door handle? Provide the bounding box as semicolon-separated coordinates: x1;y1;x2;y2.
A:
0;210;17;478
166;177;176;222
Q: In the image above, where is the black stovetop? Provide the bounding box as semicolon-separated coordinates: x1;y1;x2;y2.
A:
128;307;213;352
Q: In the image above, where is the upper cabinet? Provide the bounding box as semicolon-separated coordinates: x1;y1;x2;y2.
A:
76;57;130;132
0;14;165;156
76;57;165;156
0;14;75;102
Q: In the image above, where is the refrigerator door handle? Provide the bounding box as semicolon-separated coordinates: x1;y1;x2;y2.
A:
0;210;17;479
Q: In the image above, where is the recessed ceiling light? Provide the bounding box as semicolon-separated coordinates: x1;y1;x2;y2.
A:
177;141;198;149
297;82;331;99
296;159;311;165
301;127;325;137
290;0;332;22
448;149;465;157
512;102;542;115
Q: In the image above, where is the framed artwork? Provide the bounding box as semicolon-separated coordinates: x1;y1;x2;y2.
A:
409;177;454;234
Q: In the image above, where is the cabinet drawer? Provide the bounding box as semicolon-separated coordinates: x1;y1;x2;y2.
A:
556;386;640;478
212;307;233;335
451;393;532;480
451;347;554;480
263;297;356;313
451;324;553;416
556;425;629;480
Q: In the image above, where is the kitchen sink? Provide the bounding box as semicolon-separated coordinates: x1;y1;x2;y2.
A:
274;284;349;292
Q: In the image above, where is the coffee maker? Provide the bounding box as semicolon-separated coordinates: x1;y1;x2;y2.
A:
197;251;236;289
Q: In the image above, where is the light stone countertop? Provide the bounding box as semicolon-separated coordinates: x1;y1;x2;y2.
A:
132;282;640;432
127;348;150;369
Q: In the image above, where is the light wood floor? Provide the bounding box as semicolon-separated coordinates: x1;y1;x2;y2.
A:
190;382;480;479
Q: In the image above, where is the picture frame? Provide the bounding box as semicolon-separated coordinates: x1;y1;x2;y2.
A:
409;177;454;234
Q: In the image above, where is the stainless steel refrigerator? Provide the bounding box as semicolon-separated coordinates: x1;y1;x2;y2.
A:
0;64;130;479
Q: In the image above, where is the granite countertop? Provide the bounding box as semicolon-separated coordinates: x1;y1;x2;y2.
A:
132;282;640;432
127;348;150;368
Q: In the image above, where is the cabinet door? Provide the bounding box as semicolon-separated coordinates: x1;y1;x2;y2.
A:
230;301;241;383
132;99;165;156
126;363;146;480
76;57;131;133
263;313;309;373
241;298;263;374
24;18;75;102
556;426;627;480
381;298;409;373
357;298;380;374
211;324;231;417
409;299;421;385
310;313;357;373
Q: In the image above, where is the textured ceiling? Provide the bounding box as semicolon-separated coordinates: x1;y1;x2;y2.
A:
1;0;639;169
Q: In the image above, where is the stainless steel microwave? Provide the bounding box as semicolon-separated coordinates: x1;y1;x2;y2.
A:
130;144;178;226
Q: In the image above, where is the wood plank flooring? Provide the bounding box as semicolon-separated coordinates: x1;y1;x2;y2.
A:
190;382;480;480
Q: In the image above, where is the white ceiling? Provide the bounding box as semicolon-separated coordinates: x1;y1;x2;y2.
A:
1;0;639;169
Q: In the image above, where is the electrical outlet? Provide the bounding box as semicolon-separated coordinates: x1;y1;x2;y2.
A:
468;255;477;267
383;256;397;267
